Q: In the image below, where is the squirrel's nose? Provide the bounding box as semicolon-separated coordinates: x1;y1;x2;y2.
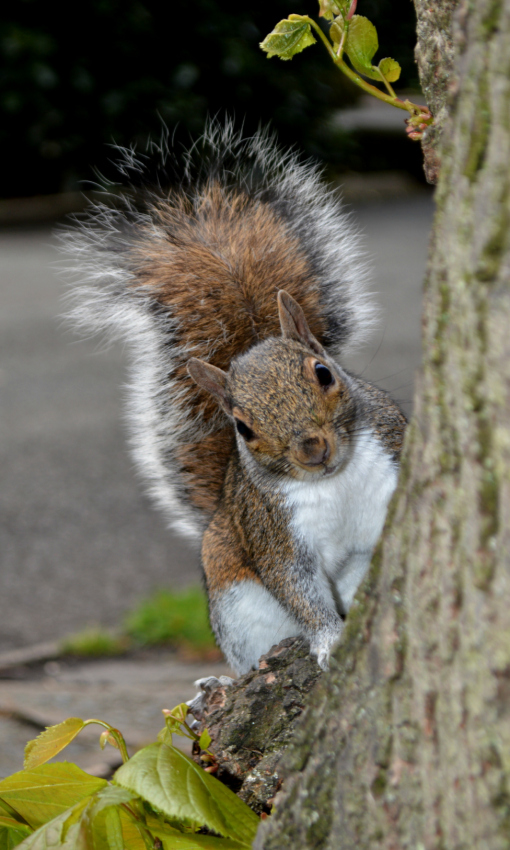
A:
298;435;330;466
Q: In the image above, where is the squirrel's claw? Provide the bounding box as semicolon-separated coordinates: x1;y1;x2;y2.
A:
310;626;343;671
186;675;235;720
316;650;330;671
193;675;235;691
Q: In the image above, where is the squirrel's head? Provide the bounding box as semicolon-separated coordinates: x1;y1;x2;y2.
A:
187;291;357;481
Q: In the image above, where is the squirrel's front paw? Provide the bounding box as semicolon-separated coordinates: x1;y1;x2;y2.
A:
310;626;343;671
186;675;235;722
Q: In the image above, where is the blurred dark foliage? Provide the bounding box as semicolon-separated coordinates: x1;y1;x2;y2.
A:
0;0;419;198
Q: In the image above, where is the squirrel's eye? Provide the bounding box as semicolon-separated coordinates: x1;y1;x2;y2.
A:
235;419;255;441
314;363;334;387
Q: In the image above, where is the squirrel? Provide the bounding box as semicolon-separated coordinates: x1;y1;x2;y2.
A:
64;122;407;674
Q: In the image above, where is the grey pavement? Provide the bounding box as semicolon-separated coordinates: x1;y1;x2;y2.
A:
0;653;234;778
0;192;435;653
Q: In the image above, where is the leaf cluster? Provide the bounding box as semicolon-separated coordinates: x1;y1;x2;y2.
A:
0;708;259;850
260;0;433;136
261;4;401;87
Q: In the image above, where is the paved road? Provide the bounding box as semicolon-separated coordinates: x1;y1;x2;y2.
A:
0;193;434;651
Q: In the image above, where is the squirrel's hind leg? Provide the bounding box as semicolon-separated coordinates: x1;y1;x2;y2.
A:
209;580;302;675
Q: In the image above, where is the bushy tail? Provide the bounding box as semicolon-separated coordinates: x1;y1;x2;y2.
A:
62;121;377;540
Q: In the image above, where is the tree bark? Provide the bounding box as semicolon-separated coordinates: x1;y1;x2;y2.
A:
413;0;459;182
190;638;321;814
254;0;510;846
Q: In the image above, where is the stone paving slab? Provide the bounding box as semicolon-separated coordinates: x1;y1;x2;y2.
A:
0;653;234;778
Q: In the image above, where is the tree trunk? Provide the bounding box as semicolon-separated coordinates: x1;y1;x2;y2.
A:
255;0;510;846
413;0;459;183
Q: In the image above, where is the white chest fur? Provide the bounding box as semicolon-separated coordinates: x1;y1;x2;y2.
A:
281;429;398;608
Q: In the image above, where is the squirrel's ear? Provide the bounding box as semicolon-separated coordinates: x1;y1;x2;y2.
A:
277;290;325;356
187;358;232;414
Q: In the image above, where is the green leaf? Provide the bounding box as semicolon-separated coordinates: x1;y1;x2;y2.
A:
157;726;173;747
318;0;342;20
117;809;147;850
378;57;401;83
169;704;189;724
162;715;182;744
198;730;211;751
145;816;249;848
329;17;345;50
71;785;137;850
161;703;190;737
0;800;27;823
319;0;352;19
260;19;316;61
146;814;251;850
0;763;107;830
103;808;124;850
13;801;90;850
114;743;259;845
345;15;381;80
81;785;135;823
13;785;138;850
153;824;249;850
0;816;33;849
24;720;85;770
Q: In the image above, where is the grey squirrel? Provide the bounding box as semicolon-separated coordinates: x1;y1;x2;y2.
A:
64;122;407;674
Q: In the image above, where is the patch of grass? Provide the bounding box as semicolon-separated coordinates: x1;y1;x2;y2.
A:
59;586;217;659
124;586;217;652
60;628;127;657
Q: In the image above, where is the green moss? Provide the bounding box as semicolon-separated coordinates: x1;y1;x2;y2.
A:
304;771;334;848
481;0;503;34
476;206;510;281
429;280;463;476
463;64;490;182
463;336;500;562
477;415;500;551
473;551;496;590
437;282;451;331
371;770;387;798
477;295;488;354
480;469;499;531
